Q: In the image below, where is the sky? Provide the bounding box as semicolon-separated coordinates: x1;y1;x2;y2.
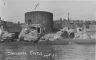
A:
0;0;96;23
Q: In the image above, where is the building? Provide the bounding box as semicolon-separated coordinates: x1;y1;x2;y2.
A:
25;11;53;33
3;22;22;33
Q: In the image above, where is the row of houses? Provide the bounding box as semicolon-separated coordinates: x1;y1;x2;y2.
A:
54;18;96;31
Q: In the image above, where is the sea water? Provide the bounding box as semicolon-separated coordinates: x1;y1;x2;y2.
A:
0;42;95;60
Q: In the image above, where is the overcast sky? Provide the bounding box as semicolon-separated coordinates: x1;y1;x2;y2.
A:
0;0;96;23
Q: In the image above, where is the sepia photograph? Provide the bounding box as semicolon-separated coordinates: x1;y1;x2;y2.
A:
0;0;96;60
